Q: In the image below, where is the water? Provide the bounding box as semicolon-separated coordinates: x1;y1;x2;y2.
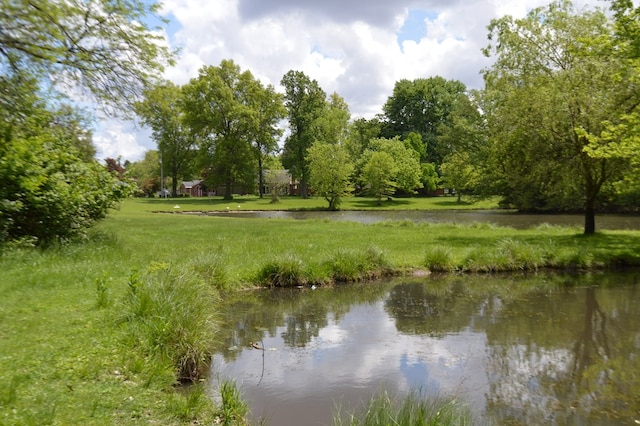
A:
211;272;640;425
203;210;640;230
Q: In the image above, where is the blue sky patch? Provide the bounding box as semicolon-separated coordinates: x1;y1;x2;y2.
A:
397;9;438;50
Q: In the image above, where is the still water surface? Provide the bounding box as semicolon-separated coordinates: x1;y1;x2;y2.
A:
205;209;640;230
211;272;640;425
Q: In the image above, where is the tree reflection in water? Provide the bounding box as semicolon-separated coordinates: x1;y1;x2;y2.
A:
212;272;640;425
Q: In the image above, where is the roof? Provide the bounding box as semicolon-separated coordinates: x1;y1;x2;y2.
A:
181;180;203;189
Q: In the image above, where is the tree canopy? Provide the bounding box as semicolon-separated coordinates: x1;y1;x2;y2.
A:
481;0;639;234
0;0;174;113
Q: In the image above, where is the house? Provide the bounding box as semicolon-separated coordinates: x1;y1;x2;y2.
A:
180;180;206;197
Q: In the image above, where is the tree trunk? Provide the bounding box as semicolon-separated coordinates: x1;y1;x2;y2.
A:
584;202;596;235
299;180;309;199
224;180;233;200
258;156;264;199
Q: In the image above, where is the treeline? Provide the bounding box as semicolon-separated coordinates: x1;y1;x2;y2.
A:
129;1;640;234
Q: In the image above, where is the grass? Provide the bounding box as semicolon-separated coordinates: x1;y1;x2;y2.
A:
1;197;639;424
334;388;473;426
138;193;501;213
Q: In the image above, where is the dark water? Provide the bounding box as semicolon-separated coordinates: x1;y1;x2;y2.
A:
204;210;640;230
210;272;640;425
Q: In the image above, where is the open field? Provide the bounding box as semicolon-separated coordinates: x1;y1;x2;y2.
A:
1;197;639;424
141;194;502;212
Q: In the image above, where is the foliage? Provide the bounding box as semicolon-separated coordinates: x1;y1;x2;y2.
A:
359;137;423;202
307;142;354;210
281;70;328;198
135;81;197;196
420;162;439;193
0;85;131;244
481;0;640;234
381;76;470;165
361;151;397;205
247;81;286;198
440;151;481;203
126;149;161;197
0;0;174;113
182;60;262;200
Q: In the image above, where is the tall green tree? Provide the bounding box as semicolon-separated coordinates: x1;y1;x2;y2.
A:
482;0;639;234
381;77;468;164
280;70;327;198
247;82;286;198
361;152;397;205
0;0;174;112
135;81;197;197
358;137;423;200
307;143;354;211
182;60;261;200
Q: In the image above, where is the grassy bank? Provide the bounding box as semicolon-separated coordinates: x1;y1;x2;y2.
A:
1;197;639;424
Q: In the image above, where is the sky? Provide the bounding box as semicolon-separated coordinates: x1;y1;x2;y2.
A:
93;0;604;162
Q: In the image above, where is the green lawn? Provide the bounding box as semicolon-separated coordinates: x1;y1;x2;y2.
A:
1;197;639;424
140;194;501;213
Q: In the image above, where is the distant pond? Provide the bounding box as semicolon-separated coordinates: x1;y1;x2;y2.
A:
201;210;640;230
211;272;640;425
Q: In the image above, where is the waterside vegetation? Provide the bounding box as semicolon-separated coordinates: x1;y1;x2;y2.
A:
1;198;639;424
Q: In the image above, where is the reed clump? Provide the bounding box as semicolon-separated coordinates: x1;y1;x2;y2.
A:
334;389;473;426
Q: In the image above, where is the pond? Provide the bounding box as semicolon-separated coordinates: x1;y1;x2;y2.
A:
203;210;640;230
211;272;640;425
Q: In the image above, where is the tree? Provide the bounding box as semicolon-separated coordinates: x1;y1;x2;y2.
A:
440;151;480;203
307;143;354;210
0;0;174;113
345;117;382;162
126;150;161;197
182;60;259;200
281;70;327;198
361;152;397;205
135;81;197;197
482;0;639;234
382;77;468;164
247;82;286;198
358;137;423;201
314;92;351;145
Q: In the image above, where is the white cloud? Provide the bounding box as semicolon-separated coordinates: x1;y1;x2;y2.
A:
95;0;608;162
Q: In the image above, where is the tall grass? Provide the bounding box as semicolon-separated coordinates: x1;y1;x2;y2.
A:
334;389;473;426
325;245;392;282
121;262;219;382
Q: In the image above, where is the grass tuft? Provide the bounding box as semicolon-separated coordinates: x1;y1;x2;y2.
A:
334;388;473;426
219;380;249;426
121;265;219;382
256;255;308;287
324;246;387;282
424;246;457;272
